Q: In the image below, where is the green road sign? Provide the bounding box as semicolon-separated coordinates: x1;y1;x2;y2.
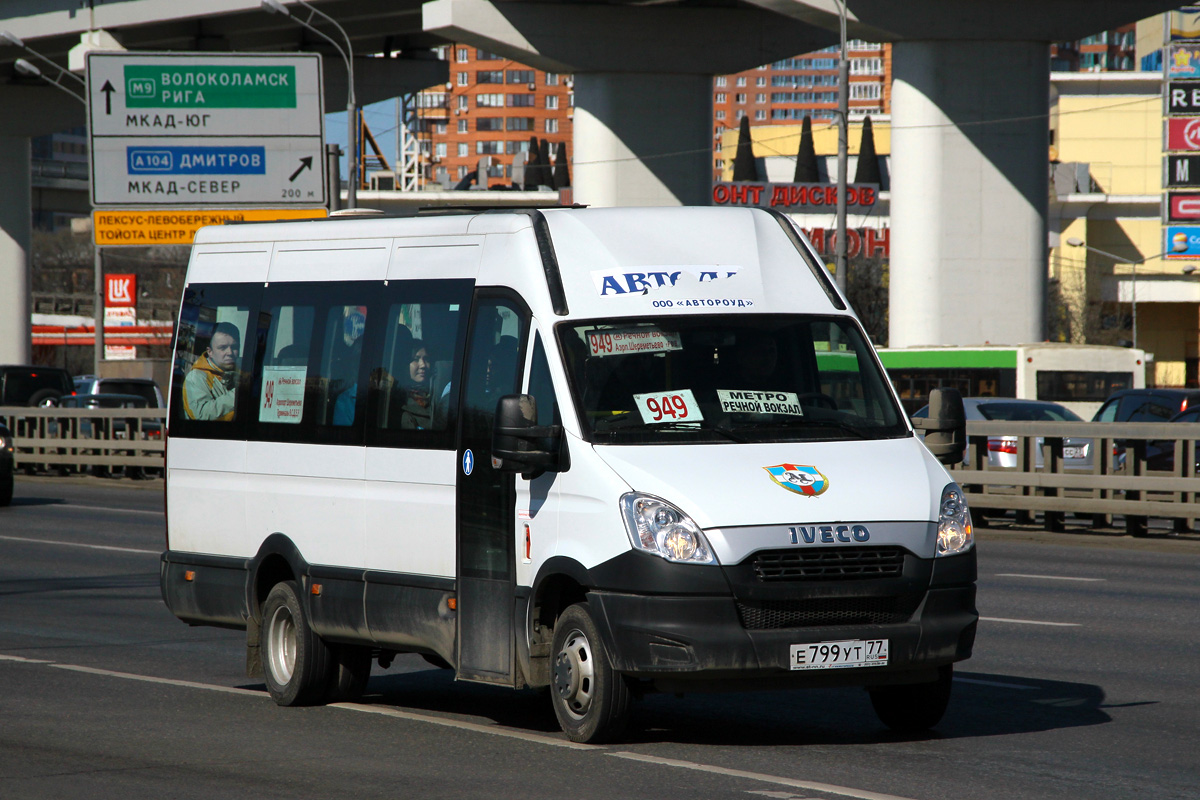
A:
124;65;298;109
87;52;325;208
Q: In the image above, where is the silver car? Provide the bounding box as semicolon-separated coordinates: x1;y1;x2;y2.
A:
915;397;1094;470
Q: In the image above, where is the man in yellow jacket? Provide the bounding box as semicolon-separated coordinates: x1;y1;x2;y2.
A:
183;322;240;421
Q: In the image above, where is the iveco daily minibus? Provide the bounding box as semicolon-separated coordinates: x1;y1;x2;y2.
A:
161;206;976;743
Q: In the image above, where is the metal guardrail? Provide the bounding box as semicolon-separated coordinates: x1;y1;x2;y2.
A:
952;420;1200;536
2;406;165;474
5;408;1199;535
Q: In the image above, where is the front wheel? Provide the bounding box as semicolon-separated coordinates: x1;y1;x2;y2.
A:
260;580;332;706
0;473;12;507
550;603;631;743
868;665;953;732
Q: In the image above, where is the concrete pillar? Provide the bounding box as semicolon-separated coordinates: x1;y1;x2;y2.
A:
573;73;712;207
889;41;1049;348
0;137;32;364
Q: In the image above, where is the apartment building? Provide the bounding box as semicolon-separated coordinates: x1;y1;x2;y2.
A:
414;45;574;188
712;42;891;178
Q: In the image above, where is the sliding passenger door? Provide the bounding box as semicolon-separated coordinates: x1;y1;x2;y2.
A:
456;292;529;684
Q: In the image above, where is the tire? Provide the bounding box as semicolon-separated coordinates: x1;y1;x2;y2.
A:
550;602;631;744
27;388;60;407
0;473;12;507
326;644;372;702
869;665;953;733
260;581;333;706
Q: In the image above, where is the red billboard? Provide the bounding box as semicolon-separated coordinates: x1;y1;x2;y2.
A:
1167;117;1200;151
104;273;136;308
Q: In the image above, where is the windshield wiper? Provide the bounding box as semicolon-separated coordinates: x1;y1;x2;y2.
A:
650;419;748;442
596;415;746;442
728;418;874;440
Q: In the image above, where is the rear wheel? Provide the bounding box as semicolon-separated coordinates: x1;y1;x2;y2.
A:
27;389;60;407
550;602;631;743
260;580;332;706
869;665;953;732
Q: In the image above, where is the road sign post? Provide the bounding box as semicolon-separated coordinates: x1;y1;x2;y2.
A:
86;52;326;207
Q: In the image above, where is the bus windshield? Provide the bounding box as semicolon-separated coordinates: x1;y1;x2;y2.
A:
558;315;908;444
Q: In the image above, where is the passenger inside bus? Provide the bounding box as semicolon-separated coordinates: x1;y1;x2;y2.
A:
183;321;241;421
400;339;434;430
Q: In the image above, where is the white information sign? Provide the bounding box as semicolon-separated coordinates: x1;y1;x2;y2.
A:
87;52;326;207
259;365;307;424
587;327;682;357
632;389;704;424
717;390;804;416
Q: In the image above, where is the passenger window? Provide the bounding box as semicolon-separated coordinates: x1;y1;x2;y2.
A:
251;283;374;445
526;333;561;427
171;283;258;437
258;304;315;425
365;280;473;449
1128;401;1172;422
318;305;368;427
1094;400;1118;423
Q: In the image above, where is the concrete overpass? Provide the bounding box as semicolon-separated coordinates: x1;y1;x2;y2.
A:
0;0;1181;364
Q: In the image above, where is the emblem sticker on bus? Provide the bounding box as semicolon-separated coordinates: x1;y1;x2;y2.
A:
764;464;828;496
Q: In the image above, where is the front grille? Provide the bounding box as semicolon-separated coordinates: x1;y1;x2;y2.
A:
751;546;906;582
736;594;922;629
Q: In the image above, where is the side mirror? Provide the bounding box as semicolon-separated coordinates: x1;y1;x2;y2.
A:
492;394;564;477
913;388;966;466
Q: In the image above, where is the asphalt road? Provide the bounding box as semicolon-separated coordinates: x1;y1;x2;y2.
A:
1;477;1196;800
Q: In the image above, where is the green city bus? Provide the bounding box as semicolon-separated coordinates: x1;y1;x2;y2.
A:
878;343;1147;418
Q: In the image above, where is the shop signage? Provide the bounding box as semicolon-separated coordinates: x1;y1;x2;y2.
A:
711;182;878;212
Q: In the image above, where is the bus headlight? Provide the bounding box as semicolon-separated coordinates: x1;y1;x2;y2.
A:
937;483;974;557
620;493;716;565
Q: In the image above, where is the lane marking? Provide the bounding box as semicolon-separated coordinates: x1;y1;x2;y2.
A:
979;617;1080;627
0;654;54;664
50;664;262;696
331;702;595;750
1;658;928;800
610;752;920;800
0;535;158;555
996;574;1104;582
58;506;164;520
19;503;163;517
953;676;1038;691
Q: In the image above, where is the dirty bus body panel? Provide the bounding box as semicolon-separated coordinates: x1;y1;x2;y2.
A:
162;207;976;742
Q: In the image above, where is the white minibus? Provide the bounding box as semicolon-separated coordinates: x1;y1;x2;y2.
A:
162;206;976;743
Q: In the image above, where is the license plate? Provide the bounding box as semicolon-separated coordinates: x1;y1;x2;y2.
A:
1064;446;1085;459
790;639;888;671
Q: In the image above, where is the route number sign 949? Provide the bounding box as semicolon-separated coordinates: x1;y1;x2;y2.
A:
632;389;704;424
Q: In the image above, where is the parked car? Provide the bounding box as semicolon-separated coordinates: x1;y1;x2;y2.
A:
0;365;74;407
1145;406;1200;473
0;420;13;506
1092;388;1200;423
73;375;165;408
915;397;1094;469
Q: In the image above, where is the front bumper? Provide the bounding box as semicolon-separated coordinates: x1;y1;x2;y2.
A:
584;549;978;689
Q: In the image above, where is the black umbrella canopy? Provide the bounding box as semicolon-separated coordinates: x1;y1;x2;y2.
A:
553;141;571;189
731;115;759;182
854;115;882;186
538;138;554;187
524;137;542;190
793;115;820;183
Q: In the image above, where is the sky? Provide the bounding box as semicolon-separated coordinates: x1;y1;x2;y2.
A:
324;98;405;180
